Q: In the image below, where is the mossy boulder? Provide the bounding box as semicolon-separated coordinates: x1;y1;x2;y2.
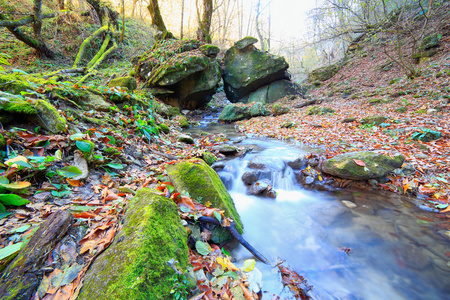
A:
249;102;268;117
419;33;441;51
157;123;170;134
165;158;243;234
51;87;111;112
108;76;138;91
0;93;36;124
34;100;67;133
360;115;387;125
155;102;181;118
272;103;290;115
202;151;217;165
177;134;194;144
321;151;405;180
136;40;221;109
78;189;189;300
247;80;301;104
178;116;190;128
308;63;342;82
307;105;335;116
248;85;269;103
219;104;250;122
223;37;289;102
234;36;258;50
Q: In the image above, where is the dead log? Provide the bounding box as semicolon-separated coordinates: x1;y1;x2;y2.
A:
293;99;317;109
0;210;73;300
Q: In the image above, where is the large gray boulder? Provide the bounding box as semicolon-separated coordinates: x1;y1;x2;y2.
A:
223;37;290;102
321;151;405;180
136;40;221;109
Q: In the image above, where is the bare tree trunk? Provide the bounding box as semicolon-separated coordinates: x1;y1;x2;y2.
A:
197;0;213;43
180;0;185;39
147;0;174;39
132;0;138;17
33;0;43;37
120;0;125;42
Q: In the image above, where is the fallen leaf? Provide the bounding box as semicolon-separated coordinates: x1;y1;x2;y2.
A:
353;159;366;167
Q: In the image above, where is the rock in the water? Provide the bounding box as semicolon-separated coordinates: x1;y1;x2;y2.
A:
178;134;194;144
136;40;221;109
249;156;285;171
165;158;243;233
242;169;272;185
286;156;307;169
223;37;289;102
202;151;217;165
34;100;67;133
78;189;189;300
213;144;239;154
108;76;137;91
219;171;234;189
321;151;405;180
219;104;250;122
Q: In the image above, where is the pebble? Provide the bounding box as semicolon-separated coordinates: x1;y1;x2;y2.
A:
342;200;357;208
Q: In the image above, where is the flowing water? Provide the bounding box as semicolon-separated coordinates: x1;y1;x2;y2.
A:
189;125;450;299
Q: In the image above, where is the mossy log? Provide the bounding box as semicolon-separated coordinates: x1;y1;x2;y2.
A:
73;25;108;68
0;210;73;300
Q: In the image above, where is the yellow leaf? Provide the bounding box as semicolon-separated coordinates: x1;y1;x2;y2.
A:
205;201;212;207
242;259;255;272
5;156;28;168
318;174;323;181
217;257;239;271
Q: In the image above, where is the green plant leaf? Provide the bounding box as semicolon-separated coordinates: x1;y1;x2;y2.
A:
69;133;85;141
51;190;72;198
0;242;23;260
213;211;222;223
195;241;210;255
105;163;124;170
57;166;82;178
0;202;5;212
76;140;92;153
0;194;30;206
9;224;31;234
0;212;12;219
0;181;31;190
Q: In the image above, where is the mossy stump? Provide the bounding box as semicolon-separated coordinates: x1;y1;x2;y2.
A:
78;189;189;300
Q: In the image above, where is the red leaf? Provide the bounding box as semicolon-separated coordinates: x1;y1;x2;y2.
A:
353;159;366;167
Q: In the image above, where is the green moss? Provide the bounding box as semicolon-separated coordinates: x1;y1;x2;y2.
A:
202;151;217;165
34;100;67;133
157;123;170;134
0;97;36;116
306;105;334;115
199;44;220;56
178;116;190;128
78;189;188;300
108;76;137;91
360;115;387;125
166;159;243;233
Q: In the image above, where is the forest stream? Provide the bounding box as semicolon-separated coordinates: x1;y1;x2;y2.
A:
189;124;450;300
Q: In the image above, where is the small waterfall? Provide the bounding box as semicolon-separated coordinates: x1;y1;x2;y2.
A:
272;166;298;191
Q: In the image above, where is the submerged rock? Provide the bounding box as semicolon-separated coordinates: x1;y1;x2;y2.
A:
222;37;289;102
166;158;243;234
321;151;405;180
78;189;189;300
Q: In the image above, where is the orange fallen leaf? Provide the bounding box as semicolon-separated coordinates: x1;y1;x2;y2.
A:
353;159;365;167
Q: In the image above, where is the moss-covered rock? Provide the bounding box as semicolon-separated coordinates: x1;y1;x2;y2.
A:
247;85;269;103
199;44;220;57
419;33;441;51
249;102;268;117
165;158;243;234
234;36;258;50
157;123;170;134
306;105;335;115
321;151;405;180
155;102;181;118
178;116;190;128
108;76;138;91
219;104;250;122
267;80;300;103
202;151;217;165
51;87;111;112
223;37;289;102
360;115;387;125
272;103;290;115
34;100;67;133
78;189;189;300
177;134;194;144
136;40;221;109
308;63;342;82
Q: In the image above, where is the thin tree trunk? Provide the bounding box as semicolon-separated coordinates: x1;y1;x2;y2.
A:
180;0;185;39
33;0;43;37
120;0;125;42
197;0;213;43
147;0;174;39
